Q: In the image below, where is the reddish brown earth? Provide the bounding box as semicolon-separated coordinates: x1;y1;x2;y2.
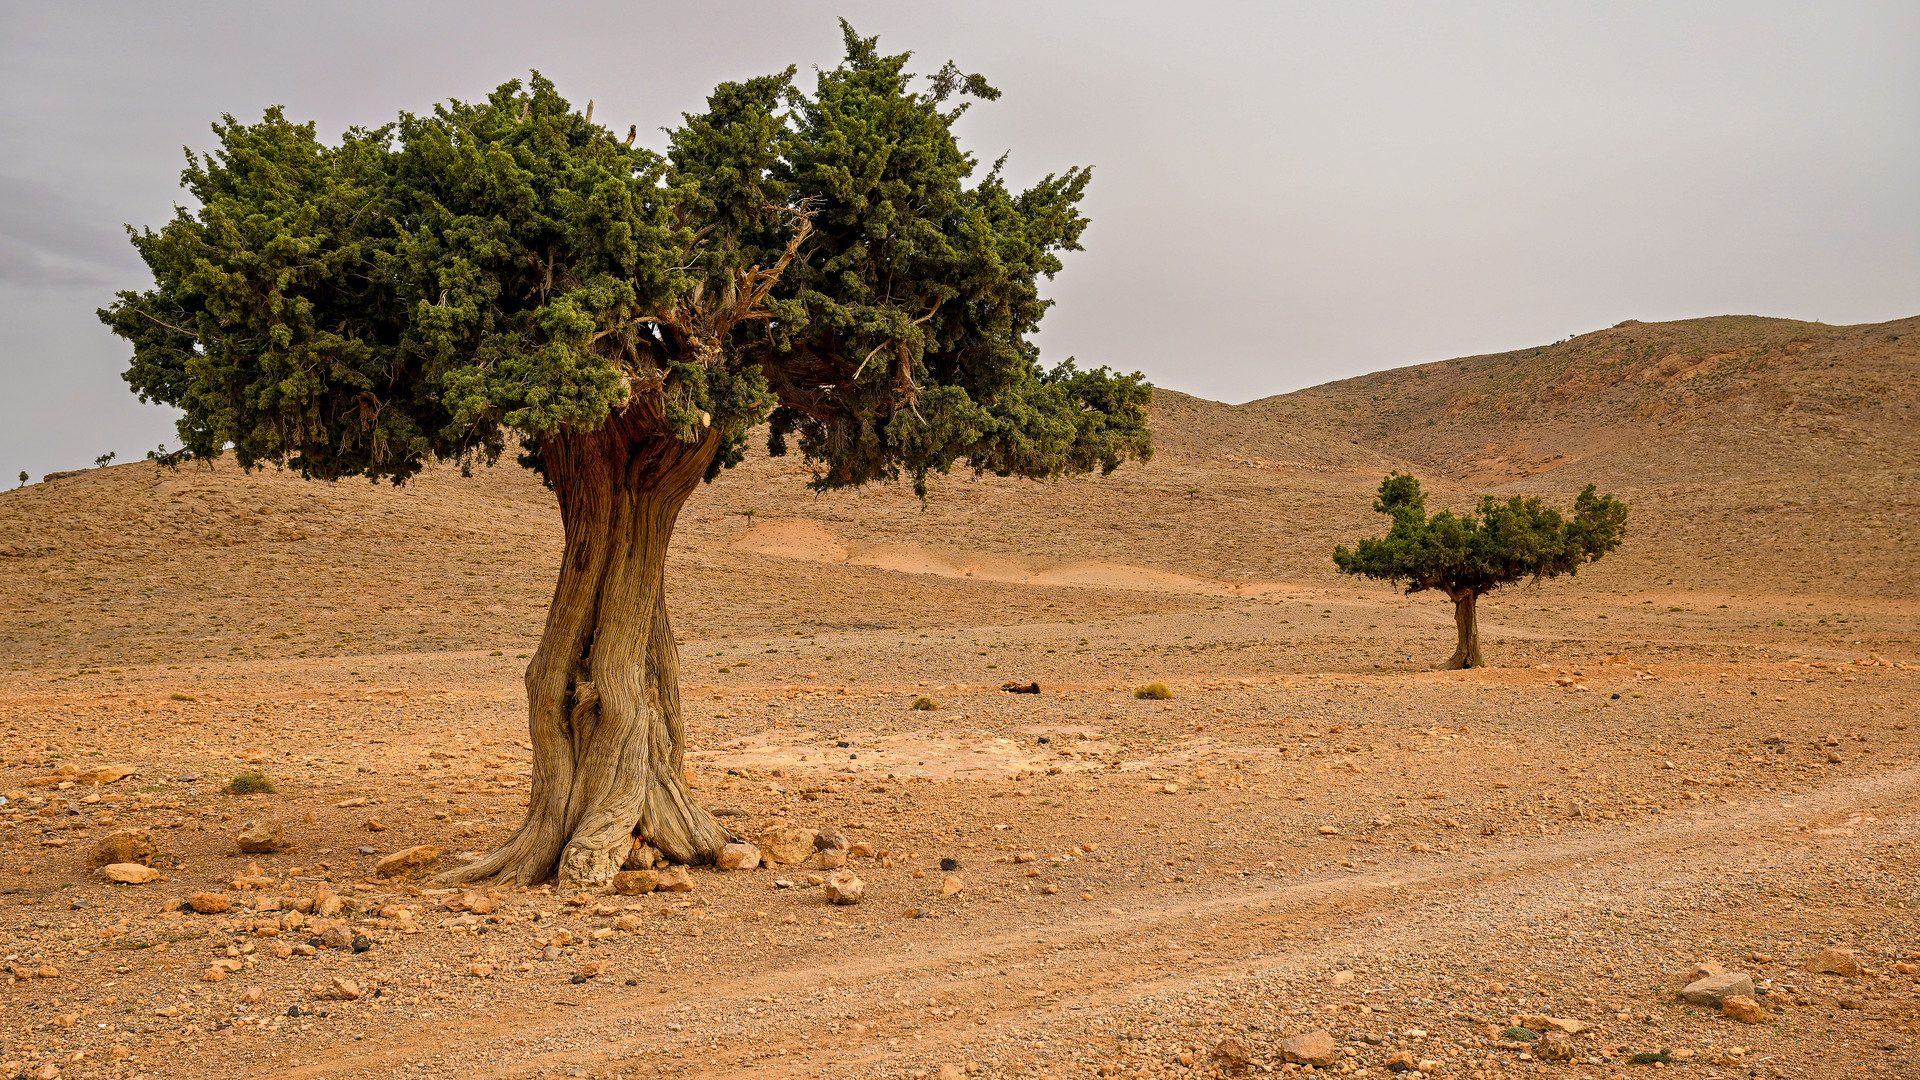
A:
0;315;1915;1080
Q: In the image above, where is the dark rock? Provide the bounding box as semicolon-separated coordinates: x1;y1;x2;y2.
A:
940;858;961;872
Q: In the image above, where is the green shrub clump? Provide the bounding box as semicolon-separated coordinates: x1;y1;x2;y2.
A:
911;696;937;711
226;771;276;795
1502;1026;1538;1042
1135;682;1173;700
1628;1050;1675;1065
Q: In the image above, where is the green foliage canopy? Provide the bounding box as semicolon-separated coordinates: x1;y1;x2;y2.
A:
100;22;1151;495
1333;473;1628;598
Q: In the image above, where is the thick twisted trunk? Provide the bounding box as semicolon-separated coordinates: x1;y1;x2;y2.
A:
1443;589;1484;670
438;418;729;888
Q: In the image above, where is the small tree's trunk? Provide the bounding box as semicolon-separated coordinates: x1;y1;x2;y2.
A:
1443;590;1484;670
438;415;729;889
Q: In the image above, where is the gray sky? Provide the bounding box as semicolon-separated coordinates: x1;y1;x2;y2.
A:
2;2;1914;482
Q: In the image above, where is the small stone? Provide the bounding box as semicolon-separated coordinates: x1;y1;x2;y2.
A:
1040;884;1060;895
1689;961;1726;980
108;1044;131;1061
1317;825;1339;835
656;865;693;892
1279;1029;1336;1066
86;829;157;870
848;841;875;858
100;862;161;884
188;891;231;914
611;870;659;895
1535;1031;1574;1061
1808;947;1862;977
78;763;137;785
1721;995;1769;1023
468;962;495;978
330;975;362;1000
374;845;440;878
939;858;962;872
580;959;608;978
716;842;761;871
824;869;864;906
816;847;848;869
940;875;964;896
235;818;285;854
1681;972;1755;1005
622;839;662;871
460;891;496;915
364;819;387;832
1893;961;1920;974
1213;1037;1250;1067
1330;969;1356;985
1385;1050;1417;1072
814;827;849;851
318;925;354;950
757;826;818;865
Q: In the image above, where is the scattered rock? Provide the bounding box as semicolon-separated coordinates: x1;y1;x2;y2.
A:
1330;969;1356;985
1385;1050;1417;1072
374;845;440;877
816;847;848;869
330;975;362;1000
757;826;818;866
824;869;864;905
1521;1013;1589;1035
1721;995;1769;1024
100;863;160;884
1214;1037;1250;1068
940;875;964;897
188;891;230;914
814;827;849;851
1809;947;1862;977
78;764;137;785
611;870;659;896
1535;1031;1575;1061
716;842;760;871
1317;825;1340;835
86;829;156;870
656;865;693;892
1688;961;1726;980
234;817;286;854
1278;1029;1336;1067
622;839;662;871
1681;972;1755;1005
468;963;495;978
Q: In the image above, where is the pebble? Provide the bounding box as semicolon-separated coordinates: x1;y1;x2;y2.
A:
1808;947;1862;977
234;817;285;853
612;870;659;895
330;975;362;1000
188;891;231;914
85;829;156;870
1721;995;1769;1023
1680;972;1754;1006
756;826;818;866
824;869;865;905
940;875;964;896
716;842;761;871
374;845;441;877
100;863;160;884
1278;1029;1336;1066
656;865;693;892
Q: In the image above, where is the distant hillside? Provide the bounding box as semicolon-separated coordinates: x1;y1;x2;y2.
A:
1248;314;1919;485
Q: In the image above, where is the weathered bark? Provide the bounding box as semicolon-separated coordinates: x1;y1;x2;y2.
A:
437;414;730;889
1443;590;1484;670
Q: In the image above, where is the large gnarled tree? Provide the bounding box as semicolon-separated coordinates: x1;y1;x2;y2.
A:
1333;473;1626;668
101;25;1151;887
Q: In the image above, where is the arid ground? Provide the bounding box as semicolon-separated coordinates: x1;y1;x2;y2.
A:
0;315;1915;1080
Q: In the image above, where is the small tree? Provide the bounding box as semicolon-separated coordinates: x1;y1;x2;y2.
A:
94;452;115;468
1333;473;1626;669
99;25;1150;887
15;471;24;488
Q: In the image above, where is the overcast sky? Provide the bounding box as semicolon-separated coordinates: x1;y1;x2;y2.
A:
1;1;1914;482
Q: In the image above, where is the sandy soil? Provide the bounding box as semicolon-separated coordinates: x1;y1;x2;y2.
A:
0;315;1914;1080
